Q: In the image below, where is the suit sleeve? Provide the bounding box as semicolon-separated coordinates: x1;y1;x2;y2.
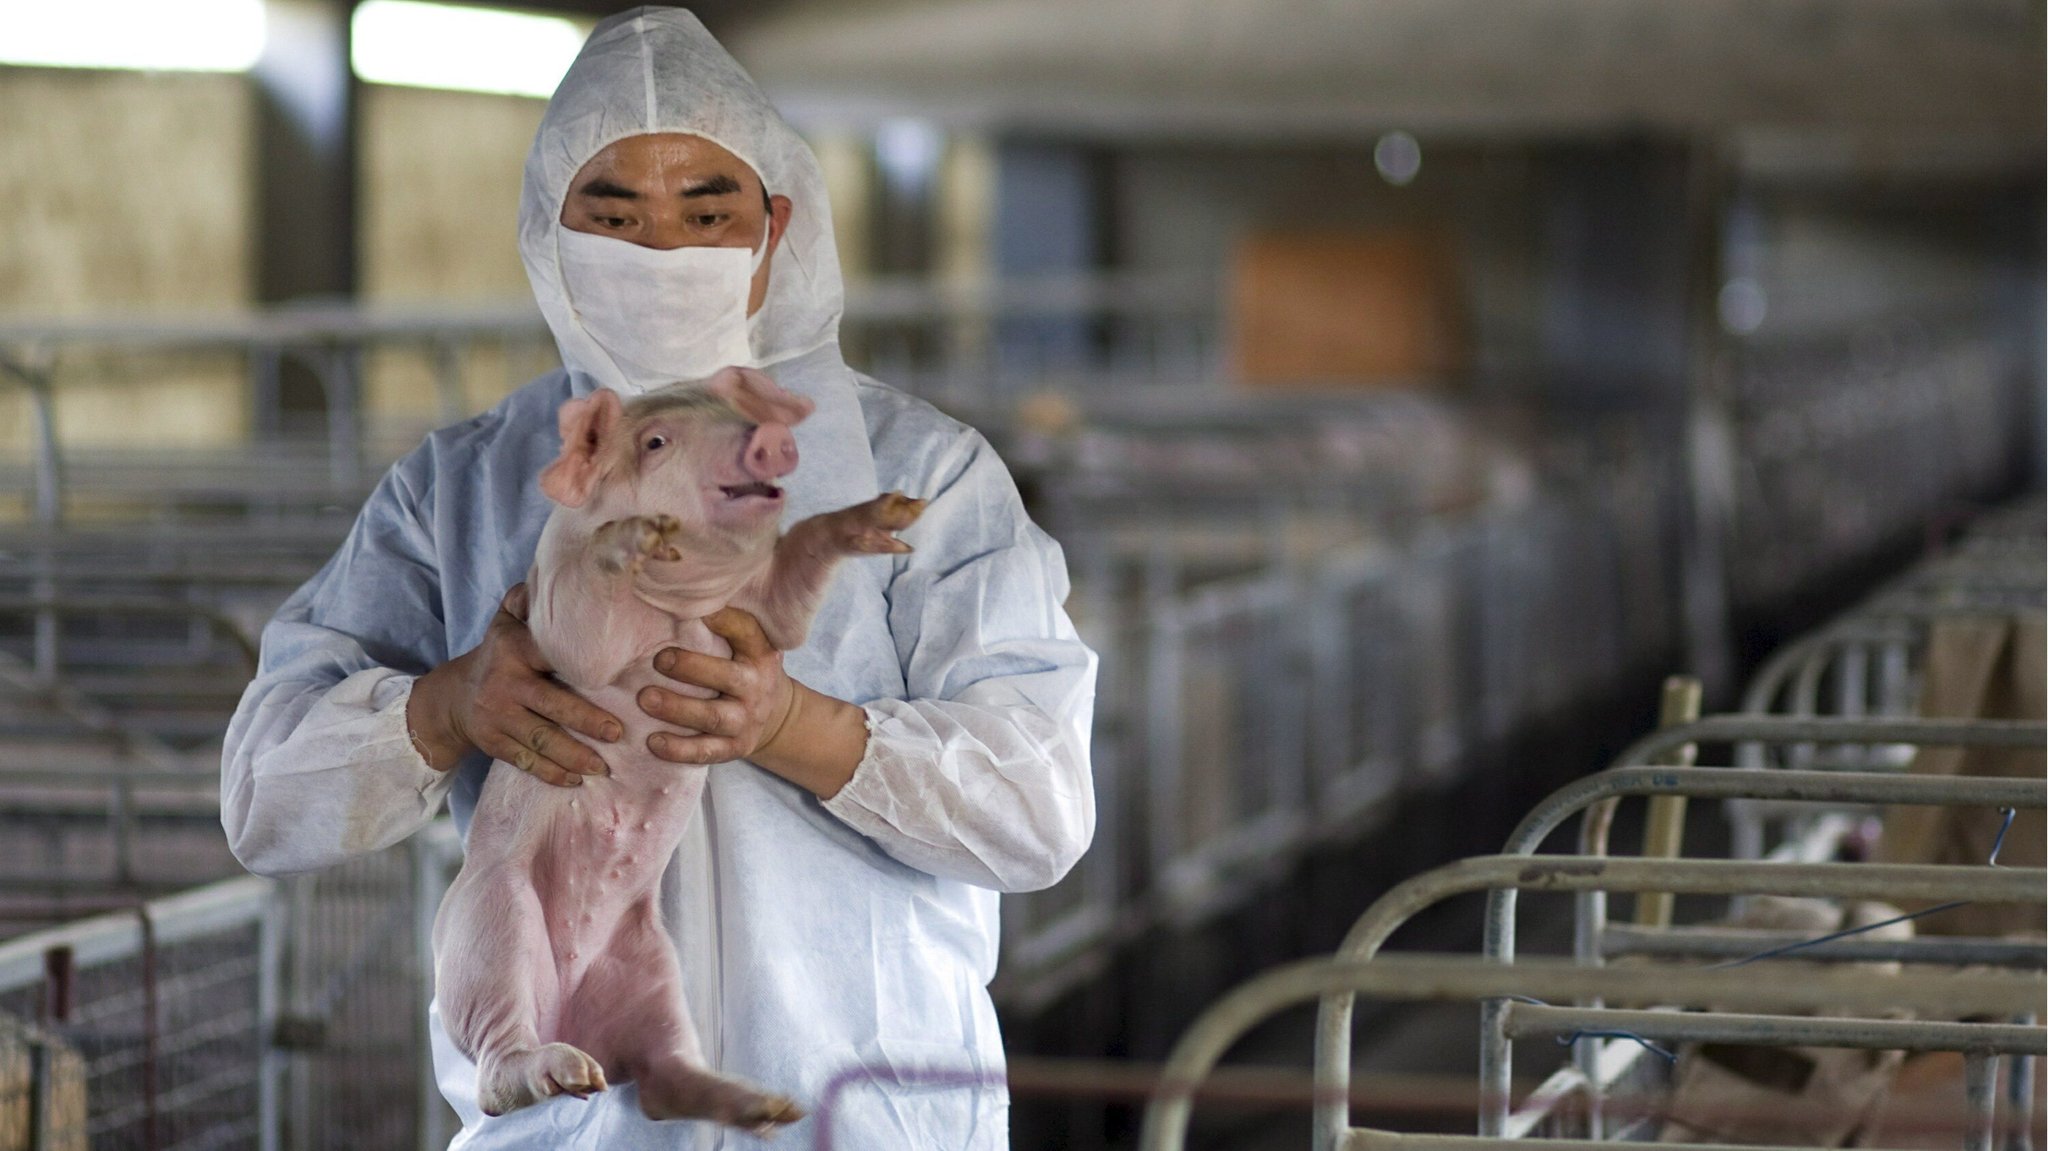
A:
220;463;461;876
819;432;1097;893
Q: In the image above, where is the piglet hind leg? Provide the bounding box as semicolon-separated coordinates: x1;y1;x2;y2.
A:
435;867;608;1115
572;900;805;1133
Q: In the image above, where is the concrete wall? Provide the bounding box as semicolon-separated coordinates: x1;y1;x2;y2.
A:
356;83;552;435
0;68;254;451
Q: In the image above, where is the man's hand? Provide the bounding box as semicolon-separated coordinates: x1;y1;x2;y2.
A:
639;607;868;798
406;583;622;787
637;608;798;765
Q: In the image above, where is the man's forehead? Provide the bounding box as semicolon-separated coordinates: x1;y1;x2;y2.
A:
572;132;761;192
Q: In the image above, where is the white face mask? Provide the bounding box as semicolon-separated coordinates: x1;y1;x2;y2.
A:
556;227;769;393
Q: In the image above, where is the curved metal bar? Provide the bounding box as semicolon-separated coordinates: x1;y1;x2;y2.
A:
1504;767;2042;860
1163;953;2042;1151
1503;1004;2041;1056
1616;716;2044;772
1313;851;2044;1150
1452;765;2038;1141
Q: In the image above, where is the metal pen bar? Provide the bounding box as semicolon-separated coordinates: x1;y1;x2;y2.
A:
1503;1004;2043;1057
1614;715;2044;770
1468;763;2043;1136
1599;922;2045;967
1326;851;2045;1151
1154;954;2043;1151
1347;1134;1902;1151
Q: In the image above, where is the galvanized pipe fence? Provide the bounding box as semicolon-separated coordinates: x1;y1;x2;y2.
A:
1130;500;2044;1151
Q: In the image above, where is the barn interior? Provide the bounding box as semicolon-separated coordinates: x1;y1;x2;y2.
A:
0;2;2042;1148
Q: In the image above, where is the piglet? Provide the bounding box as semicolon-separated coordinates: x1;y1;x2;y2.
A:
432;366;924;1131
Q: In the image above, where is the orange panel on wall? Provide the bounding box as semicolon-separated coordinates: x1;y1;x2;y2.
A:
1230;230;1464;387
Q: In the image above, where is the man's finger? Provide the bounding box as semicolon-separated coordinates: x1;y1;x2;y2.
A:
483;732;582;788
501;582;532;621
527;679;624;747
703;607;774;659
652;647;745;696
649;732;743;765
520;717;608;778
636;690;736;738
636;683;722;730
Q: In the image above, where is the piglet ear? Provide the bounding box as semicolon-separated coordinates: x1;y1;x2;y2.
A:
538;389;624;508
704;366;814;427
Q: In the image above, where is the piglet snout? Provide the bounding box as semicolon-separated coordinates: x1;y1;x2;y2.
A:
743;423;798;482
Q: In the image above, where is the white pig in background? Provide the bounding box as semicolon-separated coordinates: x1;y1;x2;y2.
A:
432;366;925;1131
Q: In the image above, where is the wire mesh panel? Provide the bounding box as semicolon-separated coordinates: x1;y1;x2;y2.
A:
0;878;276;1151
1729;330;2032;611
1141;571;1311;913
279;841;449;1151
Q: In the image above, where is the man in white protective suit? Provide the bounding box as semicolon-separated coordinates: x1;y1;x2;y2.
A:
219;8;1098;1148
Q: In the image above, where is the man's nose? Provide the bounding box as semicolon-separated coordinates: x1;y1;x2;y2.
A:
742;423;798;481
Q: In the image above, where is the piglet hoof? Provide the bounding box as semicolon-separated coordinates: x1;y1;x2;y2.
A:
635;514;685;563
836;492;926;556
736;1093;806;1138
595;514;685;574
477;1042;608;1115
638;1063;806;1134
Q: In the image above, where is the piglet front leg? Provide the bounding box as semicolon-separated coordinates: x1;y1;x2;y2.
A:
741;493;926;651
816;491;926;556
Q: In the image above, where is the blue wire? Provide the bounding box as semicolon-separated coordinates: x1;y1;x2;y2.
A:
1558;1029;1679;1065
1988;805;2017;866
1501;995;1679;1064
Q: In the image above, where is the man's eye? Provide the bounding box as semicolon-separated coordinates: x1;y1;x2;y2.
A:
598;216;630;229
645;435;668;451
690;214;727;228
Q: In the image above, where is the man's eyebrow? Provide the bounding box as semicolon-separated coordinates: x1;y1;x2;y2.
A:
681;174;744;199
575;178;640;200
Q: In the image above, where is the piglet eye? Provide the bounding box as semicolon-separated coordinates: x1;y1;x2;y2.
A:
645;435;668;451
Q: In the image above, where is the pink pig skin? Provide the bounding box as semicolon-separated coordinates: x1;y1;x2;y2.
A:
430;367;924;1131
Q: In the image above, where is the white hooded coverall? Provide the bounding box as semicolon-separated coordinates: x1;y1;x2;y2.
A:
219;8;1098;1148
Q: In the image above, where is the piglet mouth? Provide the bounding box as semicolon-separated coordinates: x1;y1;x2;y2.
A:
720;482;784;501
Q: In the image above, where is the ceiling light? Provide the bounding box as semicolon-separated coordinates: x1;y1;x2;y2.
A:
0;0;265;73
351;0;587;99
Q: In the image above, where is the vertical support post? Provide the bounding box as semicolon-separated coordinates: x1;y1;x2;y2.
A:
252;0;358;447
1144;599;1184;887
112;775;134;886
414;834;450;1151
1966;1051;1998;1151
17;355;66;528
29;1031;56;1150
258;885;284;1151
1636;676;1703;927
286;878;315;1151
138;909;160;1151
18;355;65;687
2007;1013;2037;1151
1142;538;1182;887
40;945;72;1026
1571;796;1620;1140
32;948;71;1151
1476;889;1517;1137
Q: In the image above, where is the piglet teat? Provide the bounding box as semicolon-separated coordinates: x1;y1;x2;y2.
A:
743;422;798;481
